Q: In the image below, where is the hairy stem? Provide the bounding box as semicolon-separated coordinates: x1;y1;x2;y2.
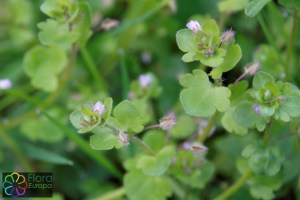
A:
197;112;219;142
215;169;252;200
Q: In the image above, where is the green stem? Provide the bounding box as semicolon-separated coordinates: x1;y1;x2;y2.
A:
119;49;130;99
263;120;272;145
214;169;252;200
197;112;219;142
285;9;298;75
257;14;276;49
128;134;156;155
257;13;286;75
80;45;107;92
94;187;126;200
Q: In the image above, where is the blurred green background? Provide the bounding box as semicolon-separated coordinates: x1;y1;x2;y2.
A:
0;0;300;199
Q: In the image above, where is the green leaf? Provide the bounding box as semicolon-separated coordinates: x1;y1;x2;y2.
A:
90;127;123;150
23;45;67;92
124;171;172;200
72;2;92;46
22;144;73;165
38;19;79;47
195;48;226;67
40;0;72;19
202;19;220;43
137;146;175;176
245;0;271;17
182;52;196;62
253;45;284;78
242;144;283;176
21;112;64;143
278;0;300;9
215;87;231;112
180;69;231;117
171;150;215;188
176;29;197;52
252;71;275;90
103;97;113;123
70;109;84;129
210;43;242;79
142;130;165;152
233;101;258;128
280;93;300;118
218;0;249;13
113;100;144;133
222;110;248;135
171;115;197;139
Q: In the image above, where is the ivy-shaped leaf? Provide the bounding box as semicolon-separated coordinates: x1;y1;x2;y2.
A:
112;100;144;133
38;19;79;47
210;43;242;79
90;127;123;150
136;146;175;176
23;45;67;92
180;69;231;117
124;170;172;200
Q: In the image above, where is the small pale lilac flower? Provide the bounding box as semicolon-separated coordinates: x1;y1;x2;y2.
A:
118;131;129;145
186;20;202;33
138;74;152;88
182;142;192;150
253;104;261;116
220;28;235;43
244;61;260;76
0;79;12;90
159;112;176;130
93;101;105;115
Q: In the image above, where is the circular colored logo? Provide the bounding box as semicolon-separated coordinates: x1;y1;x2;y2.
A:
3;172;28;197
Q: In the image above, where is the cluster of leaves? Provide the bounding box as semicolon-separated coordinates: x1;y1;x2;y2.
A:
23;0;92;92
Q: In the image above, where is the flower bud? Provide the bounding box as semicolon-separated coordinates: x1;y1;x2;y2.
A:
118;131;129;145
244;61;260;76
99;18;119;31
159;112;176;130
138;74;152;88
0;79;12;90
93;101;105;116
220;29;235;43
191;143;208;154
186;20;202;34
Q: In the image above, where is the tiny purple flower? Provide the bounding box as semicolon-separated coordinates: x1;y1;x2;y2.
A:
138;74;152;88
253;104;261;116
186;20;202;33
0;79;12;90
93;101;105;116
